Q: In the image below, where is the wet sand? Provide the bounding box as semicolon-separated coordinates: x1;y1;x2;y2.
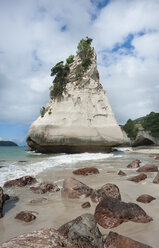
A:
0;147;159;247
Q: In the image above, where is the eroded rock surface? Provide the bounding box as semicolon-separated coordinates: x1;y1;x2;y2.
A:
58;213;103;248
94;196;152;229
30;183;60;194
128;173;147;183
136;194;156;203
73;167;99;176
91;183;121;203
127;160;141;168
137;164;158;172
61;177;93;199
15;211;37;222
4;176;37;188
103;231;152;248
0;228;75;248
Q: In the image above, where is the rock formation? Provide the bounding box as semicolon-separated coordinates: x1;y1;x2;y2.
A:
27;39;125;153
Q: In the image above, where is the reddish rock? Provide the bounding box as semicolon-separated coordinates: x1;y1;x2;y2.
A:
103;231;152;248
155;156;159;160
118;170;126;176
30;183;60;194
81;201;91;208
58;213;103;248
4;176;37;188
127;159;141;168
94;196;152;229
61;177;93;199
128;173;147;183
73;167;99;176
0;187;4;218
91;183;121;203
136;194;156;203
137;164;158;172
15;211;37;222
0;228;75;248
153;171;159;184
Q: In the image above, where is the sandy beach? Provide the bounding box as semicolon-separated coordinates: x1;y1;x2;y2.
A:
0;146;159;247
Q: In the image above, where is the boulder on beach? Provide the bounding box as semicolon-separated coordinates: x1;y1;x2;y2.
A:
91;183;121;203
153;171;159;184
61;177;93;199
30;182;60;194
72;167;99;176
4;176;37;188
155;156;159;160
0;228;75;248
15;211;37;222
94;196;152;229
118;170;126;176
81;201;91;208
136;194;156;203
127;159;141;168
137;164;158;173
103;231;152;248
58;213;103;248
26;39;126;154
128;173;147;183
0;187;4;218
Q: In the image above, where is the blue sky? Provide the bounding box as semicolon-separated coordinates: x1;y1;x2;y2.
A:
0;0;159;145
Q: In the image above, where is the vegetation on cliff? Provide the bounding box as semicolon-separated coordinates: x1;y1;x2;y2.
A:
0;141;18;146
123;112;159;139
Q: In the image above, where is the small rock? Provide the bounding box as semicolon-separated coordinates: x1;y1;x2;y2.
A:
73;167;99;176
15;211;37;222
58;213;103;248
0;228;75;248
136;194;156;203
30;183;60;194
81;201;91;208
137;164;158;172
3;193;10;202
61;177;93;199
153;171;159;184
29;197;48;204
94;196;152;229
91;183;121;203
0;187;4;218
103;231;152;248
128;173;147;182
155;156;159;160
127;159;141;168
118;170;126;176
4;176;37;188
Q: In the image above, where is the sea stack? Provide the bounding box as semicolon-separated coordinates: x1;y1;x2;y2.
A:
27;38;125;153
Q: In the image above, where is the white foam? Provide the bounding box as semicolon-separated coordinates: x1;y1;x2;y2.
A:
0;152;121;187
115;147;133;152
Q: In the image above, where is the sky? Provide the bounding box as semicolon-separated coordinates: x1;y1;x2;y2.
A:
0;0;159;145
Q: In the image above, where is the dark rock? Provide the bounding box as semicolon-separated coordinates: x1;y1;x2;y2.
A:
91;183;121;203
58;213;103;248
29;197;48;204
0;187;4;218
0;228;75;248
103;231;152;248
94;196;152;229
30;183;60;194
81;201;91;208
61;177;93;199
15;211;37;222
136;194;156;203
4;176;37;188
73;167;99;176
127;159;141;168
153;171;159;184
18;160;27;163
128;173;147;183
118;170;126;176
137;164;158;172
155;156;159;160
3;193;10;202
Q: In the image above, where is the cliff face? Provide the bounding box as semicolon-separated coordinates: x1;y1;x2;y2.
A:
27;49;125;153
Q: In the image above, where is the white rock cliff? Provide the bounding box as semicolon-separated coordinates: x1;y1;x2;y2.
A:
27;49;125;153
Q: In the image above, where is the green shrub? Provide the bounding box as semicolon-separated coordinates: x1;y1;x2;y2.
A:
40;106;45;118
66;55;74;64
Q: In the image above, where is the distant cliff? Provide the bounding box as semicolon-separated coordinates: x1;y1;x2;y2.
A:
27;37;126;153
0;141;18;146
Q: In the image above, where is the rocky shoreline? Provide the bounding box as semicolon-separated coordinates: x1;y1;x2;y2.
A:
0;148;159;247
